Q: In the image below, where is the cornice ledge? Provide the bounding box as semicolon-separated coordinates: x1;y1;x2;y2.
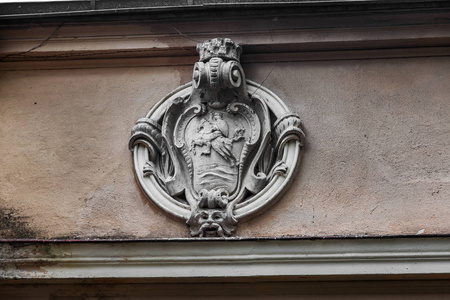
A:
1;22;450;70
1;0;450;22
1;237;449;280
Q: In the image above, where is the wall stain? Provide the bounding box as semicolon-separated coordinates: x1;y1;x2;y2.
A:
0;206;37;239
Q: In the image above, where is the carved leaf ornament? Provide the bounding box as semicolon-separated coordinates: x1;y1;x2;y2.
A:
130;38;305;237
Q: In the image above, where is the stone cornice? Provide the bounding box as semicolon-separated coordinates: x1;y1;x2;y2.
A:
1;0;450;22
1;21;449;70
1;237;449;280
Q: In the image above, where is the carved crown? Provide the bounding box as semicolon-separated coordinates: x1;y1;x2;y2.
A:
196;38;242;62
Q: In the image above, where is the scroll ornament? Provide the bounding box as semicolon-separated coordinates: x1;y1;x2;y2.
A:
130;38;305;237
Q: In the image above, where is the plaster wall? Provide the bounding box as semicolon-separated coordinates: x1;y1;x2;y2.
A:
0;56;449;239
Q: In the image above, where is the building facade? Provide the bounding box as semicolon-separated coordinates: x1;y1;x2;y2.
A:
1;0;450;298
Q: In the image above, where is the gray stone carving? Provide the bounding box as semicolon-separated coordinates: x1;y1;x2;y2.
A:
130;38;304;237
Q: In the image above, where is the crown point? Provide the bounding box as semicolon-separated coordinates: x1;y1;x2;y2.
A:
197;38;242;62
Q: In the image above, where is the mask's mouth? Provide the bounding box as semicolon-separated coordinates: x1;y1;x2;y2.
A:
200;222;224;237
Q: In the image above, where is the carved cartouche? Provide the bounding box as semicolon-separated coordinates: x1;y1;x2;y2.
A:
130;38;304;237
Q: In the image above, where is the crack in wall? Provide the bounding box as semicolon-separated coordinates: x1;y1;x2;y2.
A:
0;23;64;62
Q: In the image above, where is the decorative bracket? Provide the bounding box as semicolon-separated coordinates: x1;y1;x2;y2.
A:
130;38;305;237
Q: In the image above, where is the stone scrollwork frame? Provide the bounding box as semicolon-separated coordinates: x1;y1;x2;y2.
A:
130;38;304;237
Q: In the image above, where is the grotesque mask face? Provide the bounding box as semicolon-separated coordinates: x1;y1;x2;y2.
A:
187;208;237;237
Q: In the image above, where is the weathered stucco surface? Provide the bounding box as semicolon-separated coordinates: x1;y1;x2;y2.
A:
0;56;449;239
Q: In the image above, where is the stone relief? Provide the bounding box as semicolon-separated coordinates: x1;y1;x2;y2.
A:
129;38;305;237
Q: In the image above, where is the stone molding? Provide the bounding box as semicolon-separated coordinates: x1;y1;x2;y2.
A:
1;237;449;280
1;22;450;70
1;0;449;23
